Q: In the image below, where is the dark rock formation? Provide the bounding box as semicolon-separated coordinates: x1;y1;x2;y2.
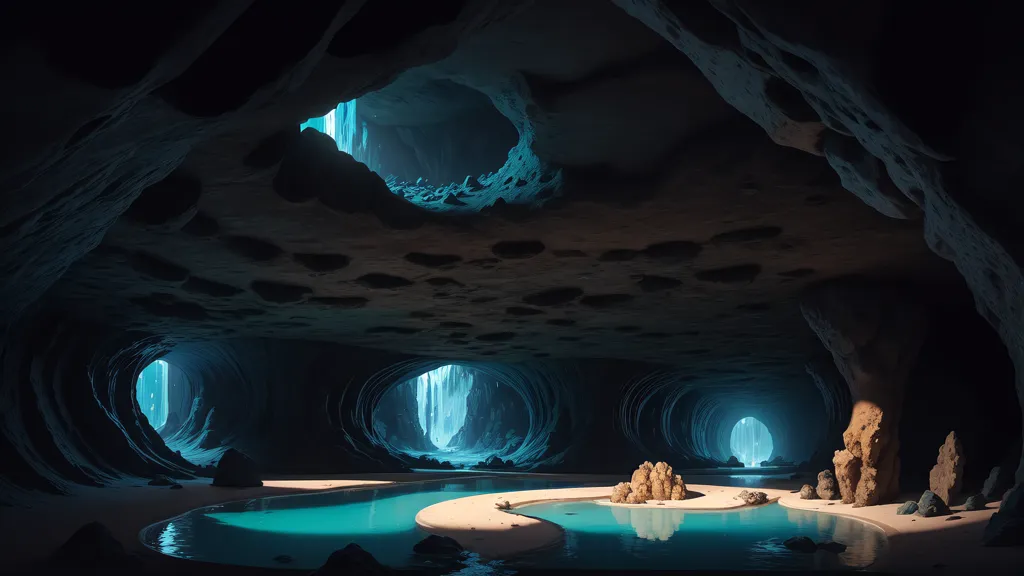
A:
816;469;839;501
917;490;951;517
212;448;262;488
965;494;987;511
983;466;1015;502
802;280;927;507
50;522;144;573
929;431;966;506
783;536;817;553
724;455;744;468
413;535;464;555
896;501;918;515
984;485;1024;546
799;484;817;499
312;544;390;576
147;474;175;486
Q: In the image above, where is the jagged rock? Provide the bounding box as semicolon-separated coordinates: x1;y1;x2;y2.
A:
817;541;847;554
735;490;769;505
832;402;900;507
610;481;632;504
312;544;390;575
148;474;175;486
212;448;262;487
816;469;839;500
783;536;817;553
896;501;919;515
50;522;144;573
724;455;744;467
612;461;686;504
413;535;464;555
917;490;951;517
929;431;966;506
983;466;1014;501
965;494;987;511
799;484;817;499
983;484;1024;546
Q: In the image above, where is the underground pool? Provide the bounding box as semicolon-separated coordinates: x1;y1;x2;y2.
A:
141;477;886;571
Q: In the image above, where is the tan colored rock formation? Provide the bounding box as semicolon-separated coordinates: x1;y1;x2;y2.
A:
816;469;839;500
610;461;686;504
929;431;966;506
831;401;901;506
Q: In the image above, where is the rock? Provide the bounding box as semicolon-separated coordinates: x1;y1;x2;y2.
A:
495;500;511;511
983;466;1014;501
983;483;1024;546
896;501;919;515
212;448;262;487
946;515;963;521
50;522;145;573
928;431;966;506
917;490;951;517
273;554;293;563
735;490;769;505
783;536;817;553
800;484;818;499
611;481;632;504
965;494;987;511
413;535;464;555
832;402;901;507
148;474;175;486
760;455;795;467
816;469;839;500
817;541;847;554
312;544;390;575
724;455;744;467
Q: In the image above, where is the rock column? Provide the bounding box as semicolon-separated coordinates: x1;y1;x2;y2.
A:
801;279;927;507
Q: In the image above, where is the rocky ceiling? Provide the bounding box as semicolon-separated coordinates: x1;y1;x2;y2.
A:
1;0;1007;379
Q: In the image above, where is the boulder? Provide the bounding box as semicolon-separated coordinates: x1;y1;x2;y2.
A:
982;466;1014;501
896;501;918;515
724;455;744;467
928;431;965;506
212;448;262;487
413;535;464;555
610;481;632;504
983;484;1024;546
312;544;390;575
917;490;951;517
50;522;145;573
783;536;817;553
735;490;769;505
965;494;987;511
816;469;839;500
833;402;900;507
799;484;818;499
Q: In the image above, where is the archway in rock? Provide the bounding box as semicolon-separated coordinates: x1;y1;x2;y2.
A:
729;417;774;468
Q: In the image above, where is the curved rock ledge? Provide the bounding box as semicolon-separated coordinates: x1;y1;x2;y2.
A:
415;484;791;558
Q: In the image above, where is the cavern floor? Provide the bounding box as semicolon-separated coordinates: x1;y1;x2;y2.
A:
4;473;1020;575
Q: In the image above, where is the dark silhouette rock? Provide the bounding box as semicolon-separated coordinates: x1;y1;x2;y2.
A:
982;466;1014;501
724;455;744;468
50;522;144;573
983;485;1024;546
148;474;175;486
965;494;987;511
783;536;817;553
413;535;464;555
917;490;951;517
311;543;390;575
212;448;262;487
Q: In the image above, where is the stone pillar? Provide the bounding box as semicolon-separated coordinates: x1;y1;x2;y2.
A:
801;279;927;507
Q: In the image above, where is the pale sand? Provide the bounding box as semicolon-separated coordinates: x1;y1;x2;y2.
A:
415;484;792;558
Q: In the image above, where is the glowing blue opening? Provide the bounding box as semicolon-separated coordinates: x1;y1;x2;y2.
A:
729;416;773;467
300;100;383;175
415;365;474;449
136;360;169;430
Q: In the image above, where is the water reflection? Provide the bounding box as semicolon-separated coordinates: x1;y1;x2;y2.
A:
609;506;686;541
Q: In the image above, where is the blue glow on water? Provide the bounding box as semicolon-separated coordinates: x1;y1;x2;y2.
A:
136;360;168;429
730;416;774;467
415;365;474;449
514;501;885;571
141;477;594;569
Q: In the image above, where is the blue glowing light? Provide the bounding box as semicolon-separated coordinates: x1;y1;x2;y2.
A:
415;365;474;449
729;416;773;467
136;360;169;429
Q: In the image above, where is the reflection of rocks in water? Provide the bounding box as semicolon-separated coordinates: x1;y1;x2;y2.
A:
609;506;686;541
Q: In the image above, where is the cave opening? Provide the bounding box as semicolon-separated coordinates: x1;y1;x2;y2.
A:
299;80;521;211
134;358;190;441
373;363;530;468
729;417;774;468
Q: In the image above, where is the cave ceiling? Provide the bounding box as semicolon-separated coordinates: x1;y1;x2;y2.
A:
14;0;962;378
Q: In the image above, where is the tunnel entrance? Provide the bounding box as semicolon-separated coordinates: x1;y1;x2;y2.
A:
135;359;187;439
729;417;774;467
373;364;529;468
299;80;522;211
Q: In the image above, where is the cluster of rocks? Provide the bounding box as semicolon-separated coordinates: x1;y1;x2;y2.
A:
798;469;840;501
734;490;770;506
414;455;456;470
759;455;795;467
610;461;687;504
475;455;515;470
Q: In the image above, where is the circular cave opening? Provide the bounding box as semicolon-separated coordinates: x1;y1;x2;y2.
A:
373;364;529;469
299;80;525;210
135;359;188;440
729;416;774;468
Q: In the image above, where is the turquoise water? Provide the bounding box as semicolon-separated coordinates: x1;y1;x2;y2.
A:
140;477;590;570
512;501;886;571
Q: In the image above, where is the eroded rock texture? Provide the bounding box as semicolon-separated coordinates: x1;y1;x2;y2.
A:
929;431;966;506
610;461;686;504
802;280;927;506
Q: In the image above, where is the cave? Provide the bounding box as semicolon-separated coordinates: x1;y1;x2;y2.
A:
3;1;1024;574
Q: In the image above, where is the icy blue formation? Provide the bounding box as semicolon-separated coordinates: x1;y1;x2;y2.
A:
415;365;474;449
136;360;169;430
300;100;381;173
729;417;773;467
